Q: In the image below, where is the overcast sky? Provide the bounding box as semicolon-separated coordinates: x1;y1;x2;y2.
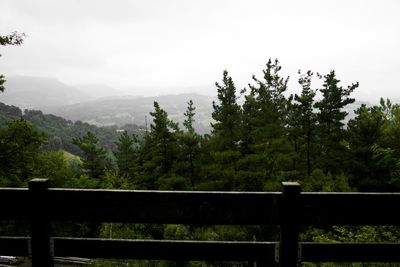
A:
1;0;399;100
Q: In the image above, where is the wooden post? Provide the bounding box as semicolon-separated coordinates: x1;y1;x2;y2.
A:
280;182;301;267
29;178;54;267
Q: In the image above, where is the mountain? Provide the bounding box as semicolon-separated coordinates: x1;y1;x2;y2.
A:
46;93;216;134
0;76;215;133
0;102;142;156
72;83;127;99
0;76;91;109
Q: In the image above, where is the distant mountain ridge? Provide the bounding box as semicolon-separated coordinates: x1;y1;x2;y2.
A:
1;76;91;109
0;76;216;134
0;76;129;109
46;93;216;134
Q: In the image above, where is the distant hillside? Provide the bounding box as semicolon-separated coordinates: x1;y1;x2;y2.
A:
0;102;143;156
0;76;91;109
0;76;215;134
0;76;128;110
46;93;216;134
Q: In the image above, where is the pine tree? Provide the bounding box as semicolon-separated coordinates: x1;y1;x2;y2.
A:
183;100;196;134
73;131;107;179
179;100;201;186
136;102;181;189
211;70;242;151
287;70;317;175
314;70;359;174
114;131;138;179
149;101;179;176
347;104;386;190
239;59;292;187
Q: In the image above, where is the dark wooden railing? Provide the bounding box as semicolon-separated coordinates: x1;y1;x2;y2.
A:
1;179;400;266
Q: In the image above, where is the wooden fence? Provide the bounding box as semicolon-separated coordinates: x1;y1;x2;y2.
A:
1;178;400;266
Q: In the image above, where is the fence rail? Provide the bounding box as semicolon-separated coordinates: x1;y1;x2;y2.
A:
1;179;400;266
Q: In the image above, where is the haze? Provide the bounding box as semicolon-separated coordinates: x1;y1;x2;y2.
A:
1;0;399;101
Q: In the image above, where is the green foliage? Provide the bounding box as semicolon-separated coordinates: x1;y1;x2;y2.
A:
73;131;108;179
183;99;196;134
302;169;352;192
287;70;317;175
0;119;46;186
211;70;242;151
114;131;138;179
33;150;77;187
314;70;359;174
150;101;179;174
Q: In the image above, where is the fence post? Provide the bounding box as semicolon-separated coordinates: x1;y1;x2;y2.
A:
29;178;54;267
280;182;301;267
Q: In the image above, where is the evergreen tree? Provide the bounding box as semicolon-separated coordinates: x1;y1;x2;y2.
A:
239;59;292;188
347;104;387;190
242;58;289;149
211;70;242;151
114;131;138;179
137;102;181;189
183;100;196;134
314;70;358;174
287;70;317;176
149;101;179;176
73;131;107;179
205;71;242;190
179;100;201;186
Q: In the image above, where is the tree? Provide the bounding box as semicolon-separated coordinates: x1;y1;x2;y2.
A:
33;151;76;187
136;102;180;189
183;100;196;134
73;131;107;179
241;58;289;149
149;101;179;176
211;70;242;151
114;131;138;179
0;119;46;186
205;71;242;190
314;70;358;174
239;59;292;187
348;100;400;191
1;32;25;92
287;70;317;175
178;100;201;186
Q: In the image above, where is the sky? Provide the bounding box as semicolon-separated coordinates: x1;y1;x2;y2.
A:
0;0;399;101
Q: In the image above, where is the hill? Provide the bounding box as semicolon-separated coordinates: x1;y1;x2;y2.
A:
0;76;91;109
46;93;215;134
0;102;143;156
0;76;215;134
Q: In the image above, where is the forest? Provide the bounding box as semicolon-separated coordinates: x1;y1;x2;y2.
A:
3;59;398;193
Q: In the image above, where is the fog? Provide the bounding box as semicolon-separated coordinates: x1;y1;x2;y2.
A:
1;0;400;101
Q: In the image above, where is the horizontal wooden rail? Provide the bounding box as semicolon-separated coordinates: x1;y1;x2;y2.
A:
0;188;29;220
54;238;276;261
47;189;282;225
300;192;400;225
4;236;400;263
0;237;30;256
0;188;282;224
3;188;400;226
301;242;400;262
0;236;276;262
